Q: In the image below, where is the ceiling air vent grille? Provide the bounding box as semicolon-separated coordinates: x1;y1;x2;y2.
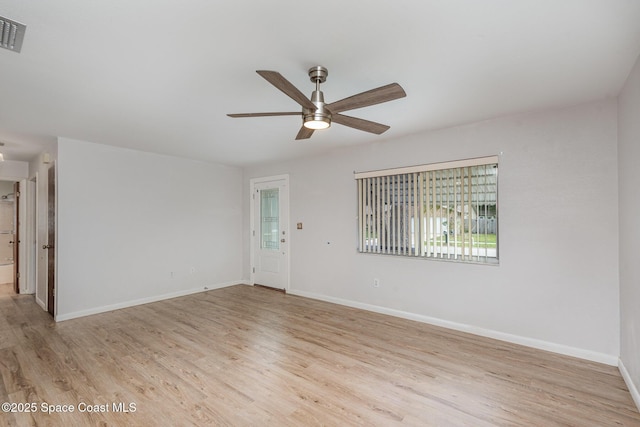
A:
0;16;26;53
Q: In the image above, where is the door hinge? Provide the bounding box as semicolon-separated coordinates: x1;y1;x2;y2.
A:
16;272;20;279
252;267;255;273
16;191;20;197
253;230;255;236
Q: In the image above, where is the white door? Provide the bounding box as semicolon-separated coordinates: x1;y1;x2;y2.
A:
252;176;289;290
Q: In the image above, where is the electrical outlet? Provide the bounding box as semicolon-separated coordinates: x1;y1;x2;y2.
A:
373;278;380;288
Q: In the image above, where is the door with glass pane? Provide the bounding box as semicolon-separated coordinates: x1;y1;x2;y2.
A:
252;177;289;290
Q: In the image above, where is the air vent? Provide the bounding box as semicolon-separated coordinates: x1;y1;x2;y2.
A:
0;16;26;53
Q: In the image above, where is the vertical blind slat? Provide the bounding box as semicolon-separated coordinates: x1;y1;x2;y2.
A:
416;173;420;256
467;167;472;261
375;177;380;253
462;167;468;261
405;174;410;256
378;176;389;254
438;170;443;258
419;172;425;257
390;175;395;254
453;168;458;260
431;170;436;258
367;177;372;253
357;179;362;252
446;169;452;259
384;175;389;254
396;175;401;255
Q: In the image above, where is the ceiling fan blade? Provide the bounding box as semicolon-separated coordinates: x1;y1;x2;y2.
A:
332;114;390;134
256;70;317;111
326;83;406;114
295;126;314;140
227;112;300;118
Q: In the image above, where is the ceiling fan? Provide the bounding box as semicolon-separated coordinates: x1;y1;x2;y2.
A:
227;66;406;140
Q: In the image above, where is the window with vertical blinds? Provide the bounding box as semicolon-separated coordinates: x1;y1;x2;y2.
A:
355;156;499;264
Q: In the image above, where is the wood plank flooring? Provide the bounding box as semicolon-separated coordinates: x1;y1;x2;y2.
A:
1;284;639;426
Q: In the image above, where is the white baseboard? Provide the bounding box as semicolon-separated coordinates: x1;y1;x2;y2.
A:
619;359;640;412
287;289;619;366
55;280;244;322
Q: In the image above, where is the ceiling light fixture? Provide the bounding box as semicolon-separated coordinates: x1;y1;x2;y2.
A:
303;107;331;130
303;117;330;130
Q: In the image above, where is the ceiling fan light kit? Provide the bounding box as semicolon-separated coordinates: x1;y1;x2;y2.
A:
228;66;406;140
303;85;331;130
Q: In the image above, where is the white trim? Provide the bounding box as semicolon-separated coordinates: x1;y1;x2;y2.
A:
24;177;37;294
288;288;618;366
18;179;28;293
55;280;244;322
619;359;640;412
355;155;499;179
249;174;290;184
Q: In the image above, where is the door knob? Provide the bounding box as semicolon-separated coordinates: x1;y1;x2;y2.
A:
281;239;285;243
42;244;53;249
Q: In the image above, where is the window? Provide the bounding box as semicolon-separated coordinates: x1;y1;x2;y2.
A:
260;188;280;250
355;156;498;264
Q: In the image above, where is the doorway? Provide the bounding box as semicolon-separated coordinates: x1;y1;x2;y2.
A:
0;181;17;294
250;175;290;291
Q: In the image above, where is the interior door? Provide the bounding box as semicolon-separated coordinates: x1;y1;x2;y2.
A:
253;178;289;290
13;182;20;293
0;197;14;291
46;164;55;316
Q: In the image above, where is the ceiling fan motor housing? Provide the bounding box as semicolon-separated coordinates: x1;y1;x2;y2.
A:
308;66;328;83
303;89;331;129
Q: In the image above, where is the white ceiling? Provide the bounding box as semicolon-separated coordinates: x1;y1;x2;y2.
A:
1;0;639;166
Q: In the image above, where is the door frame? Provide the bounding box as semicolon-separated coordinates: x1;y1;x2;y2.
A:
13;181;20;293
249;174;290;291
46;163;55;317
0;178;29;295
24;177;37;295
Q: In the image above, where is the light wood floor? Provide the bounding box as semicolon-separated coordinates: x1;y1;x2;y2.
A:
0;283;14;298
1;285;639;426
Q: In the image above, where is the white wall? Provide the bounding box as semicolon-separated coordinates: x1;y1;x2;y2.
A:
243;100;620;363
0;160;29;180
56;138;244;320
618;53;640;408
